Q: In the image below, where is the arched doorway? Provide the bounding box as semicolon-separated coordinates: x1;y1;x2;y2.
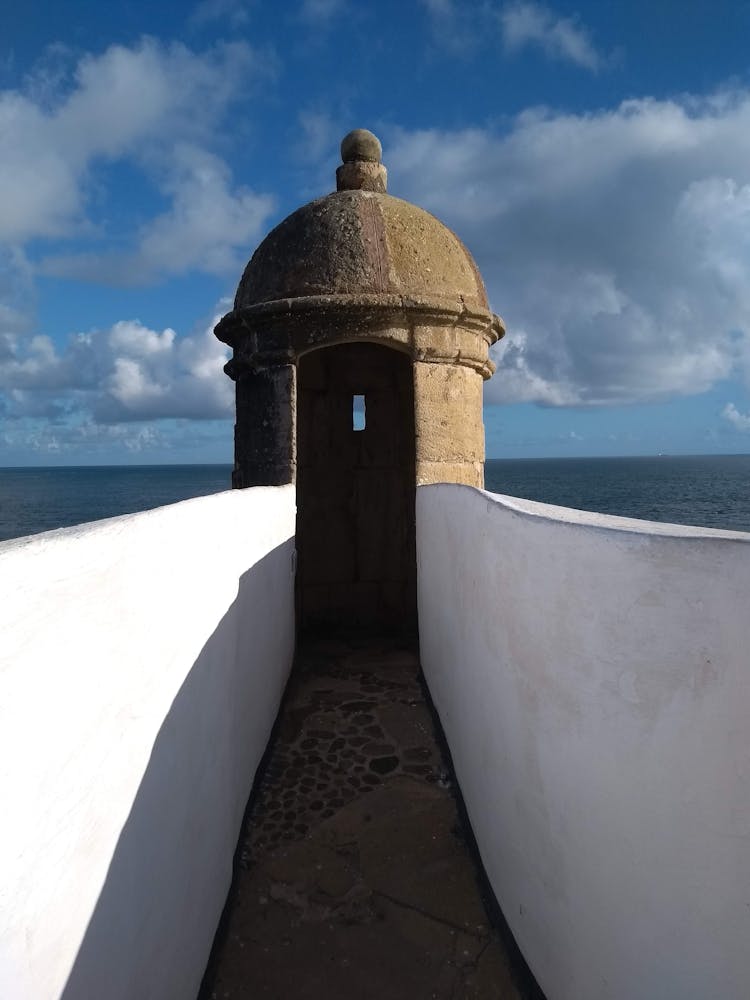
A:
296;341;416;636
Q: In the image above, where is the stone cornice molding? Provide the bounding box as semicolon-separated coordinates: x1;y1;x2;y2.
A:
216;294;504;381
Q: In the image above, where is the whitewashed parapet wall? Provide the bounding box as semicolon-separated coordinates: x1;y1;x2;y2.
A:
417;484;750;1000
0;487;296;1000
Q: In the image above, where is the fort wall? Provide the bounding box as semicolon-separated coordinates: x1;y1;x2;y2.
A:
4;482;750;999
0;487;296;1000
417;483;750;1000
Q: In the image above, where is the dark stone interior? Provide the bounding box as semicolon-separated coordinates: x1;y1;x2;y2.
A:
296;342;417;636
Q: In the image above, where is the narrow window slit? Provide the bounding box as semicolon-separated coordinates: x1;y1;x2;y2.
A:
353;394;366;431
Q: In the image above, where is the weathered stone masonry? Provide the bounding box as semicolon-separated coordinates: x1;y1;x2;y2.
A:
216;129;504;632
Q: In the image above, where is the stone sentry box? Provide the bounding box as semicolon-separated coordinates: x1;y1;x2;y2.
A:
215;129;504;634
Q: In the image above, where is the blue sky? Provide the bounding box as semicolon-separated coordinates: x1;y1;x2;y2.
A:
4;0;750;464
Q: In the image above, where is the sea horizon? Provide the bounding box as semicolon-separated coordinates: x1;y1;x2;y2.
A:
2;449;750;471
2;453;750;542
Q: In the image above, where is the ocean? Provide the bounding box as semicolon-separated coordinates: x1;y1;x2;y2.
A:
1;455;749;544
0;464;233;544
484;454;750;533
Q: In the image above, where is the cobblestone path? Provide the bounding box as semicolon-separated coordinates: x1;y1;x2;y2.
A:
201;637;532;1000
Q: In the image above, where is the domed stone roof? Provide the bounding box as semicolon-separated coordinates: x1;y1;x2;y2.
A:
218;130;503;493
216;129;503;369
233;188;490;315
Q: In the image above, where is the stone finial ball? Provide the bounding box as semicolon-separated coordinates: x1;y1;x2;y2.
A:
341;129;382;164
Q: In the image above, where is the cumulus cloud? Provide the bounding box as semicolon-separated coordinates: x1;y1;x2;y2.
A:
0;312;233;425
40;145;275;284
1;417;176;458
98;318;232;422
387;92;750;407
0;37;275;456
721;402;750;431
0;37;273;279
499;2;602;71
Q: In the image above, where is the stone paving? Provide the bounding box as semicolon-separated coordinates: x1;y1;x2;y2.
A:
201;637;534;1000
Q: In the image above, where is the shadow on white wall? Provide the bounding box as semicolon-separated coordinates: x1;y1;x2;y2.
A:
59;544;294;1000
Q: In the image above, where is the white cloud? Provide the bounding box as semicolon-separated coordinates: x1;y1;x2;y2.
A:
721;402;750;432
99;316;233;421
490;328;580;405
41;146;275;284
0;312;233;424
499;2;602;71
387;92;750;408
0;37;272;260
0;37;272;452
122;426;164;452
0;417;175;458
108;322;175;357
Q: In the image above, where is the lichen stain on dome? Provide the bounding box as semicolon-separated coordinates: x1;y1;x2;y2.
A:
233;189;490;313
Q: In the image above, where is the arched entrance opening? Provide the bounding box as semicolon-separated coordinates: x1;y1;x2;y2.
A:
296;341;416;637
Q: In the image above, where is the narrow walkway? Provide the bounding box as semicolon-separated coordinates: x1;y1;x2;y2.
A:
202;637;526;999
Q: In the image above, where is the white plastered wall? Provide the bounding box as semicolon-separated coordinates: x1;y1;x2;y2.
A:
0;486;296;1000
417;484;750;1000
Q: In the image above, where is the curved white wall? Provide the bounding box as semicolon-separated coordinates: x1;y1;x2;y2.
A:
0;487;296;1000
417;484;750;1000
